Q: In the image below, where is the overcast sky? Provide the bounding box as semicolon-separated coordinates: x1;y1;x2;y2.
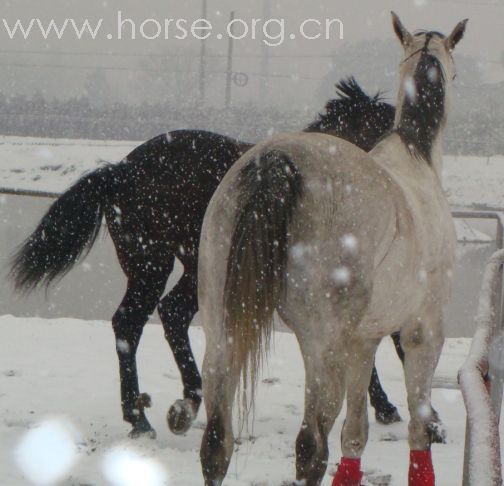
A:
0;0;502;106
2;0;503;56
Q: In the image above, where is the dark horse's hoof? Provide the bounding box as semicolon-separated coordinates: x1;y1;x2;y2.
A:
128;422;157;439
428;412;447;444
127;393;156;439
167;399;197;435
375;406;402;425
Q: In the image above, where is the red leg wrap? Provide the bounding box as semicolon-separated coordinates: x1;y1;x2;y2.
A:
332;457;362;486
409;450;435;486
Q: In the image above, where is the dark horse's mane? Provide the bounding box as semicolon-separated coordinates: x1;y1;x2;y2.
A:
305;77;395;151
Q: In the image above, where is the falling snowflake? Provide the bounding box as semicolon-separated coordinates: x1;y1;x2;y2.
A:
331;266;351;286
116;339;131;354
417;403;431;420
341;234;358;254
103;445;169;486
404;77;417;102
15;418;80;485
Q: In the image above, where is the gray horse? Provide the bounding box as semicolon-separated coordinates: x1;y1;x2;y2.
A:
198;13;467;486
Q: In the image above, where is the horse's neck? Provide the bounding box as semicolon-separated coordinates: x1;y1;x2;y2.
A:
429;137;444;179
391;81;448;179
371;132;444;181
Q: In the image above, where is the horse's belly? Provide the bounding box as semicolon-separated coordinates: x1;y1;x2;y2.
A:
356;231;455;339
357;275;426;339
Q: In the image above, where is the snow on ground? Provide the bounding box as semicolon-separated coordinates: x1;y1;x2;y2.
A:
0;136;502;208
0;315;485;485
0;136;138;194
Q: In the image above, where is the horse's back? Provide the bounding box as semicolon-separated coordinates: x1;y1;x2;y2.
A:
105;130;249;268
120;130;245;200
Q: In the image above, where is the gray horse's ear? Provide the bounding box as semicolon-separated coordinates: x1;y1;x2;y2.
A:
445;19;468;51
391;12;413;46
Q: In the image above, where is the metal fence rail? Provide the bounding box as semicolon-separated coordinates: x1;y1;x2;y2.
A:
453;211;504;485
459;248;504;486
0;187;60;199
452;211;504;252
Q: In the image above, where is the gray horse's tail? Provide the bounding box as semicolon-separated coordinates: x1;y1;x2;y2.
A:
223;149;303;418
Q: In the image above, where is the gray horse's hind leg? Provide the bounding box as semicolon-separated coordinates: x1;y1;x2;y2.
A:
294;338;346;486
331;339;379;485
341;340;380;450
390;331;445;443
401;318;444;482
200;342;238;486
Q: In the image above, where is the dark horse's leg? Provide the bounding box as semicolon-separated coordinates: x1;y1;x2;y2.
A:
369;363;402;425
391;331;405;361
158;261;201;435
112;268;171;439
368;332;402;424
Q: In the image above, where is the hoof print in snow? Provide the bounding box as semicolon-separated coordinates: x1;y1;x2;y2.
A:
40;164;63;171
62;164;77;175
3;369;20;377
4;419;31;429
193;421;206;430
234;434;258;446
379;432;398;442
284;404;300;415
162;372;178;380
364;471;392;485
262;377;280;385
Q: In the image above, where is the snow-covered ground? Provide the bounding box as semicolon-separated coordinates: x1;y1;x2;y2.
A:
0;136;136;194
0;138;502;485
0;315;484;485
0;135;502;209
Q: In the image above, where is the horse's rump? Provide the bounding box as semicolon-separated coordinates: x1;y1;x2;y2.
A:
206;133;398;412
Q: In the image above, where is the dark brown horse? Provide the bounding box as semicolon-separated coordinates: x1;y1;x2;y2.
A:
11;78;429;440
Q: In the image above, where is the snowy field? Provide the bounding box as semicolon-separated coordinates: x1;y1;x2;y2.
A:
0;315;480;486
0;135;502;209
0;136;137;195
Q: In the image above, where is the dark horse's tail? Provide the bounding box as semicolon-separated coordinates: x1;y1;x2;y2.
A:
223;150;303;414
10;164;116;292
